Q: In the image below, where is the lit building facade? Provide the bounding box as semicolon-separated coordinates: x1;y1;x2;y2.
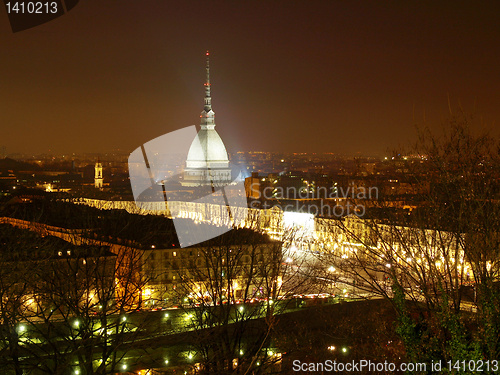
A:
95;161;103;189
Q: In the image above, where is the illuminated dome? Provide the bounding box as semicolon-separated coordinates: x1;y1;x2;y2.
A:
185;121;230;169
183;52;232;187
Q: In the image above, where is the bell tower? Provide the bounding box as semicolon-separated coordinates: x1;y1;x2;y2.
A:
95;160;103;189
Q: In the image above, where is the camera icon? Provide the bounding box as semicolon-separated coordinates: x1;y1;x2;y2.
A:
128;126;248;247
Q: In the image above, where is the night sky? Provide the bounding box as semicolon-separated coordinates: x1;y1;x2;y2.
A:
1;1;500;156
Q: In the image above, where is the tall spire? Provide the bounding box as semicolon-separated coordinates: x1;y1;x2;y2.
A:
204;50;212;112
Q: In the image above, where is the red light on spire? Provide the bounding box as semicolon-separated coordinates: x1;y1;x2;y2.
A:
206;51;210;56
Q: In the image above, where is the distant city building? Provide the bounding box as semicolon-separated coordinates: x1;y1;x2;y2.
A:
245;172;262;199
95;161;103;189
183;51;232;187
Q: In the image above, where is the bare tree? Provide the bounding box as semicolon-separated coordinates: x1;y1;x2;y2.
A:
0;224;41;375
321;113;500;365
0;200;158;374
163;221;322;375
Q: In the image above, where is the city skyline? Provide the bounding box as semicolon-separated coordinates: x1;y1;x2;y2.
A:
1;1;500;156
1;3;500;371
